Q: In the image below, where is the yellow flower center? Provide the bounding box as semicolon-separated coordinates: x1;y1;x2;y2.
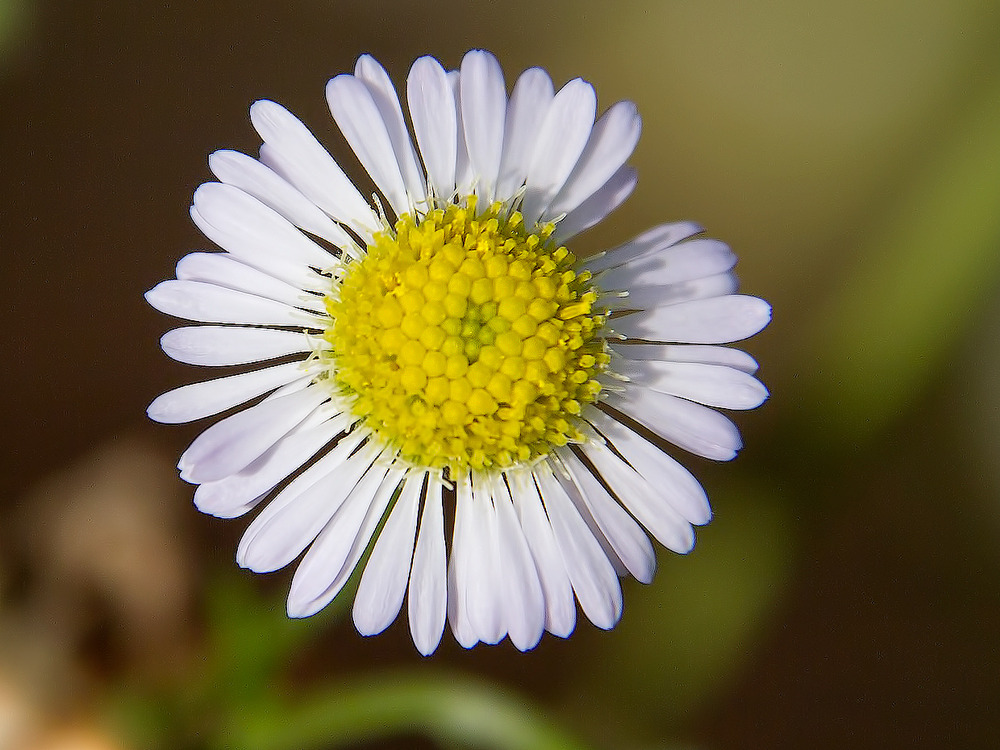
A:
320;198;609;478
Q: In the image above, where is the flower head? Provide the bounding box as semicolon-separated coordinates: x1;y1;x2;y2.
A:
146;50;771;654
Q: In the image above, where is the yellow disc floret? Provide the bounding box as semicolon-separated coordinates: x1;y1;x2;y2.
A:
320;198;609;477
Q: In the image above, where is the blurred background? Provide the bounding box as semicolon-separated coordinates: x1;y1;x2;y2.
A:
2;0;999;748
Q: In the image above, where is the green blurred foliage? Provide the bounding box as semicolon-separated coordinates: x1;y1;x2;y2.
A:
564;478;794;746
0;0;31;70
808;71;1000;441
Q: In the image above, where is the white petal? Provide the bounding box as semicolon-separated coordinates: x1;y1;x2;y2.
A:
235;432;372;573
508;470;576;638
249;100;380;236
599;238;736;292
616;359;769;410
552;165;636;244
612;294;772;344
175;252;326;313
286;459;398;616
406;56;457;200
145;280;322;328
306;465;409;617
582;221;704;273
579;438;696;553
603;387;743;461
584;407;710;526
208;150;359;254
408;474;447;655
548;467;629;579
496;68;554;201
610;342;760;374
607;272;738;310
327;74;410;218
353;471;423;636
521;78;597;227
354;55;427;204
547;100;641;218
178;384;328;484
535;463;622;630
193;412;350;519
148;361;310;424
447;475;480;648
491;476;545;651
466;478;504;645
460;50;506;203
557;449;656;583
191;182;336;278
160;326;317;367
449;70;474;199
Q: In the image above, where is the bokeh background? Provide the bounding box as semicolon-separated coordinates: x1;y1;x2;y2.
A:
2;1;1000;748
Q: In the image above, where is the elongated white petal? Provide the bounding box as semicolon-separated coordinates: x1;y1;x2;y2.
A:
294;465;407;618
610;342;759;374
548;100;641;217
236;433;372;573
327;74;410;218
145;280;322;328
606;272;738;310
617;359;768;410
191;182;335;274
353;472;423;636
408;475;447;655
552;165;636;244
555;473;630;580
496;67;554;201
612;295;772;344
508;470;576;638
287;459;396;615
535;464;622;630
249;100;380;236
466;479;505;645
175;252;326;313
492;476;544;651
148;361;309;424
558;449;656;583
584;407;710;525
194;413;349;518
604;387;742;461
579;439;696;553
600;238;736;292
354;55;426;204
178;384;327;483
460;50;506;203
208;150;357;252
522;78;597;227
447;475;480;648
449;70;474;199
582;221;704;273
407;57;456;200
160;326;317;366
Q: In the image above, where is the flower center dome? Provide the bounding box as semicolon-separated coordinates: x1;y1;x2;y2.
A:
321;199;609;477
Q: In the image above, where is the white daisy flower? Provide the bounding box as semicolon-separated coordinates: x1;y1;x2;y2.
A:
146;50;771;655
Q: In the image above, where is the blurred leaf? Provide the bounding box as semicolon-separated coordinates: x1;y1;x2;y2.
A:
0;0;31;68
805;68;1000;440
202;571;352;706
571;478;794;739
218;670;592;750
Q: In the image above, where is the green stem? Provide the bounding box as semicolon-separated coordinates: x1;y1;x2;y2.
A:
218;670;591;750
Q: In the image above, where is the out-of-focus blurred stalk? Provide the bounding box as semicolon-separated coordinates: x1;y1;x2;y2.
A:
218;671;591;750
806;66;1000;440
